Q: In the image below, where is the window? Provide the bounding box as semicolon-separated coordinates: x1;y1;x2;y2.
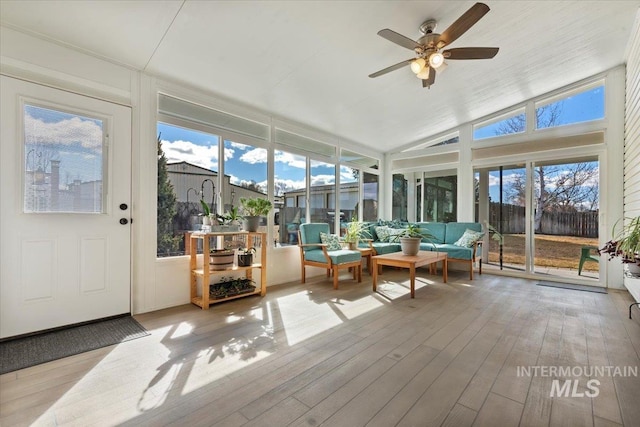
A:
157;122;220;257
535;83;604;129
432;136;459;147
392;174;408;221
223;139;267;214
23;104;105;213
310;160;336;232
363;172;379;221
422;175;457;222
339;165;359;221
473;109;526;140
275;149;306;246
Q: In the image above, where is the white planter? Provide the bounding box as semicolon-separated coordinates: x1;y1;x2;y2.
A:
400;237;421;256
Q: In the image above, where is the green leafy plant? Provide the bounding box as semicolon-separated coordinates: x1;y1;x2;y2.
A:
200;199;211;216
389;223;434;241
343;220;371;243
240;197;273;216
600;216;640;265
224;206;242;222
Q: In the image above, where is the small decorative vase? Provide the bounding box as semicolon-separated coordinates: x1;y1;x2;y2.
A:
202;216;211;226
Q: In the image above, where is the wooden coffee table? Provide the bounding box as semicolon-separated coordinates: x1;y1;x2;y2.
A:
372;251;448;298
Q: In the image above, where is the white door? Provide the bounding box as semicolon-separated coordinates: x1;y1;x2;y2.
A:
0;76;132;338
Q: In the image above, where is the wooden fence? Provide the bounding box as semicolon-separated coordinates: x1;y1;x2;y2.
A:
487;202;599;237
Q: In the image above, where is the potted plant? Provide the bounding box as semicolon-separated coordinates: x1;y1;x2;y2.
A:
210;276;256;299
600;216;640;275
240;197;273;232
343;220;371;250
390;223;434;256
237;247;256;266
200;200;212;226
209;248;235;270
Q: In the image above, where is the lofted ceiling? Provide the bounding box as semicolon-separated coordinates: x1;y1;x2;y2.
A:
1;1;639;153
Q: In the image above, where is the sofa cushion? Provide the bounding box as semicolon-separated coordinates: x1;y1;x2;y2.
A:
415;222;445;244
444;222;482;244
431;244;474;260
371;242;401;255
304;248;361;264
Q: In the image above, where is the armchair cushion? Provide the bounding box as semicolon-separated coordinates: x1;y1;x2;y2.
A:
299;223;329;245
304;248;361;264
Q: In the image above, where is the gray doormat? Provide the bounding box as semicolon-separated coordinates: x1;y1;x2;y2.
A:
536;282;607;294
0;315;149;374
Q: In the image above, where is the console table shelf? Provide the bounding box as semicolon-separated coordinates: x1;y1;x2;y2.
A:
189;231;266;309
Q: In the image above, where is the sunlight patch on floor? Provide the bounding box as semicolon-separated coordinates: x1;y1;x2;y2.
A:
277;291;343;346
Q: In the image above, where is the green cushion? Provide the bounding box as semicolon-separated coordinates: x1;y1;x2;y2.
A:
299;223;329;245
304;248;361;264
371;242;401;254
431;244;474;260
416;222;445;244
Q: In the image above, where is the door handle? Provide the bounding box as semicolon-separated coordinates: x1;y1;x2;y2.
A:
120;218;129;225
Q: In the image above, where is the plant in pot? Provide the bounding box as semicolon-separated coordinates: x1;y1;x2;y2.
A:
599;216;640;275
343;220;371;250
209;248;235;270
237;247;256;267
390;223;434;256
240;197;273;232
200;199;219;226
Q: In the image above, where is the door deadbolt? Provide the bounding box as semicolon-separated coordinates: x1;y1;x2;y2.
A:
120;203;128;210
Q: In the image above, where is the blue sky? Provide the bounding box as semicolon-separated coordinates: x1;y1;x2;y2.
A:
474;85;604;140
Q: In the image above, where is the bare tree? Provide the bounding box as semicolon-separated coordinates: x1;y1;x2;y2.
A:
495;103;599;232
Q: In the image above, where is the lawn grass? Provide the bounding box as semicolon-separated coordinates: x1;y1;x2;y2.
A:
488;234;600;271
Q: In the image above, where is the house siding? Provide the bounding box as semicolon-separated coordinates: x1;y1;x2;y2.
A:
624;10;640;301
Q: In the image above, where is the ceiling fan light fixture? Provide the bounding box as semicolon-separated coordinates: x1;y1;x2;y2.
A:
410;58;426;74
416;68;430;79
429;52;444;68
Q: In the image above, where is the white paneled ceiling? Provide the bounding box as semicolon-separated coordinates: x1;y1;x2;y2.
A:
1;1;638;152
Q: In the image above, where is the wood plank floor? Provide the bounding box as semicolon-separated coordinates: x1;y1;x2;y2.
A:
1;270;639;426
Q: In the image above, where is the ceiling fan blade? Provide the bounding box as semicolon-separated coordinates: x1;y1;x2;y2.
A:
437;2;490;48
369;58;413;78
377;29;421;50
443;47;499;60
422;66;436;88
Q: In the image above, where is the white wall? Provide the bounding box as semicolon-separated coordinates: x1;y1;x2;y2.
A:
623;10;640;302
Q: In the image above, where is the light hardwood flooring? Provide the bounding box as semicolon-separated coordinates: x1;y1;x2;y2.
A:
1;269;639;426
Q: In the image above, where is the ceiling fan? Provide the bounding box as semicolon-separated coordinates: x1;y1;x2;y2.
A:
369;2;499;89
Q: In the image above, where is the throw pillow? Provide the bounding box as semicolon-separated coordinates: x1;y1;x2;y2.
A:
374;226;391;242
320;232;342;251
387;228;407;242
453;229;484;248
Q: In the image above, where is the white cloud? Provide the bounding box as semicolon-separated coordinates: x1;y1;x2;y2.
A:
240;148;267;164
162;139;218;170
25;113;102;149
275;178;306;195
275;151;306;169
311;174;335;186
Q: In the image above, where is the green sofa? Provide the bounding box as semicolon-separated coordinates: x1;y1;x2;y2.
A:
360;221;483;280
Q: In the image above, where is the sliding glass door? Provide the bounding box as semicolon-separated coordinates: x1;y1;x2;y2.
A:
475;157;600;284
532;159;600;280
